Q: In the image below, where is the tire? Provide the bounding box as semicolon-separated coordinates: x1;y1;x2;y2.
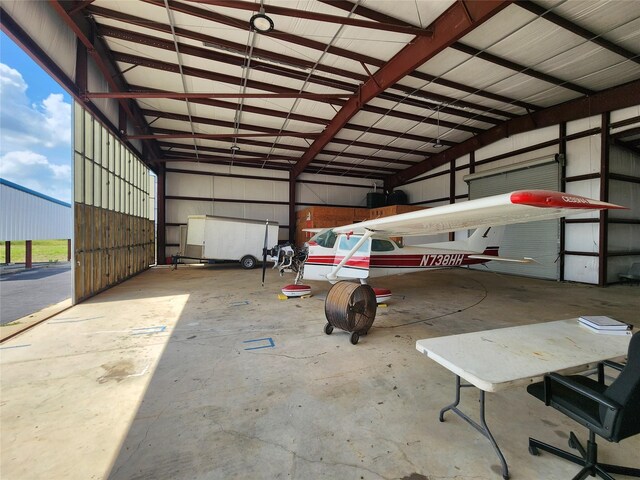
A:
350;332;359;345
240;255;257;269
324;323;334;335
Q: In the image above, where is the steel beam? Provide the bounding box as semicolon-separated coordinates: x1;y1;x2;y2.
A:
128;132;320;140
517;1;640;65
127;84;329;127
318;0;539;112
151;0;382;67
153;126;424;157
110;51;346;106
93;6;517;123
149;0;531;114
451;42;593;95
85;92;352;100
162;157;291;165
192;0;433;37
142;107;457;148
98;23;500;125
164;153;399;174
291;0;512;178
141;108;319;138
161;141;418;167
68;1;95;15
387;79;640;188
611;126;640;140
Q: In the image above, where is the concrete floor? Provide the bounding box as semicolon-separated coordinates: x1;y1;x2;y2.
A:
0;262;71;325
1;265;638;480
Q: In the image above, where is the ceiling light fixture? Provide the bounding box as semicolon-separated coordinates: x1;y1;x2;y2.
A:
433;108;444;148
250;12;274;33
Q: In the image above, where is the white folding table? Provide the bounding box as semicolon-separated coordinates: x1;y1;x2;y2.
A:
416;319;632;479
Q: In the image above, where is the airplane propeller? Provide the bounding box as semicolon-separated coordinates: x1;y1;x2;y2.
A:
261;219;269;287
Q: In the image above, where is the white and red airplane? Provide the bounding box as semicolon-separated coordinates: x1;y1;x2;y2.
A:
272;190;625;285
267;189;624;344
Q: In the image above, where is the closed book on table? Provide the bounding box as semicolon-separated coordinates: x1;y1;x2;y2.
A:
578;315;631;330
578;323;632;335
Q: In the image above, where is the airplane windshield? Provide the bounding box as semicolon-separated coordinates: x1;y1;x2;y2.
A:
309;229;337;248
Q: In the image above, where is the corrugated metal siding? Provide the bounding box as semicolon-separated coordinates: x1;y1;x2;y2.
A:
0;183;72;241
468;160;560;279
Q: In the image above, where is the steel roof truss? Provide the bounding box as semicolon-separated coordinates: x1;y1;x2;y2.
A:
291;0;513;178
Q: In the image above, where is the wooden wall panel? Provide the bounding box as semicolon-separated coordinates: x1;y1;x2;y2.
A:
73;203;154;303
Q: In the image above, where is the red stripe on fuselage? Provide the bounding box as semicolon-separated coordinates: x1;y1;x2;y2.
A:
307;251;495;269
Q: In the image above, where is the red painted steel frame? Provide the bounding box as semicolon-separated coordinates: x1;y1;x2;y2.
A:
291;0;512;179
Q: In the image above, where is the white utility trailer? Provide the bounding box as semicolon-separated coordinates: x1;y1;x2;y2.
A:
177;215;279;269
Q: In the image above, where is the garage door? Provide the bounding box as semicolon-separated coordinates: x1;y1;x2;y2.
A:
466;158;560;280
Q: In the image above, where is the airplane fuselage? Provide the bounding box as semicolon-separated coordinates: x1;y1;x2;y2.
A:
303;240;496;281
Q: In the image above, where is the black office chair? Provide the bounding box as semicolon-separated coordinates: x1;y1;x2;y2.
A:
527;331;640;480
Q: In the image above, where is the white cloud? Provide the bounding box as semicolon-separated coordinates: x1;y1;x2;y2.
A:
0;150;71;202
0;63;72;202
1;150;50;174
0;62;27;93
0;63;71;153
42;93;72;148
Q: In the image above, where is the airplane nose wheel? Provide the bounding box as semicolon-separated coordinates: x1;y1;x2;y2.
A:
324;281;377;345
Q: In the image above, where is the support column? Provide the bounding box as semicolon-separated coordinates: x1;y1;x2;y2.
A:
4;241;10;264
559;122;567;281
599;112;610;287
25;240;32;269
449;158;456;241
289;174;296;244
75;37;87;96
156;164;166;264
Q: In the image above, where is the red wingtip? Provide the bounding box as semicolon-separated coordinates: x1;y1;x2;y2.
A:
510;190;626;209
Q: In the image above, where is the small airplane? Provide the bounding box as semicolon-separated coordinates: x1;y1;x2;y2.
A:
265;189;624;343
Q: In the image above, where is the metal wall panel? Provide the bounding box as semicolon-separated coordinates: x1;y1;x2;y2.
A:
163;164;373;257
0;180;72;241
607;146;640;283
469;160;560;279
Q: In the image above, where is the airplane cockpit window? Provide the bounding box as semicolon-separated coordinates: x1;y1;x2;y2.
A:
309;229;337;248
371;239;396;252
338;235;370;253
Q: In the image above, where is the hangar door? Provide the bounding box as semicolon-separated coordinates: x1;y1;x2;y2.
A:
466;157;560;279
73;103;155;303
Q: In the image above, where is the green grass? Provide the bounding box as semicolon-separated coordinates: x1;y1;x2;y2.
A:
0;240;69;264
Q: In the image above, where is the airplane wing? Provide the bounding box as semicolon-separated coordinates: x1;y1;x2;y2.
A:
332;190;625;237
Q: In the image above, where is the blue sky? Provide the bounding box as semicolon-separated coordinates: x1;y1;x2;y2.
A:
0;31;72;202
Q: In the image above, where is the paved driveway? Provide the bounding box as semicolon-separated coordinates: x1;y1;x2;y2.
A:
0;264;71;325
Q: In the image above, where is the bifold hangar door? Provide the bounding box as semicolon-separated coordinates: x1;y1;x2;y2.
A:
466;157;561;280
